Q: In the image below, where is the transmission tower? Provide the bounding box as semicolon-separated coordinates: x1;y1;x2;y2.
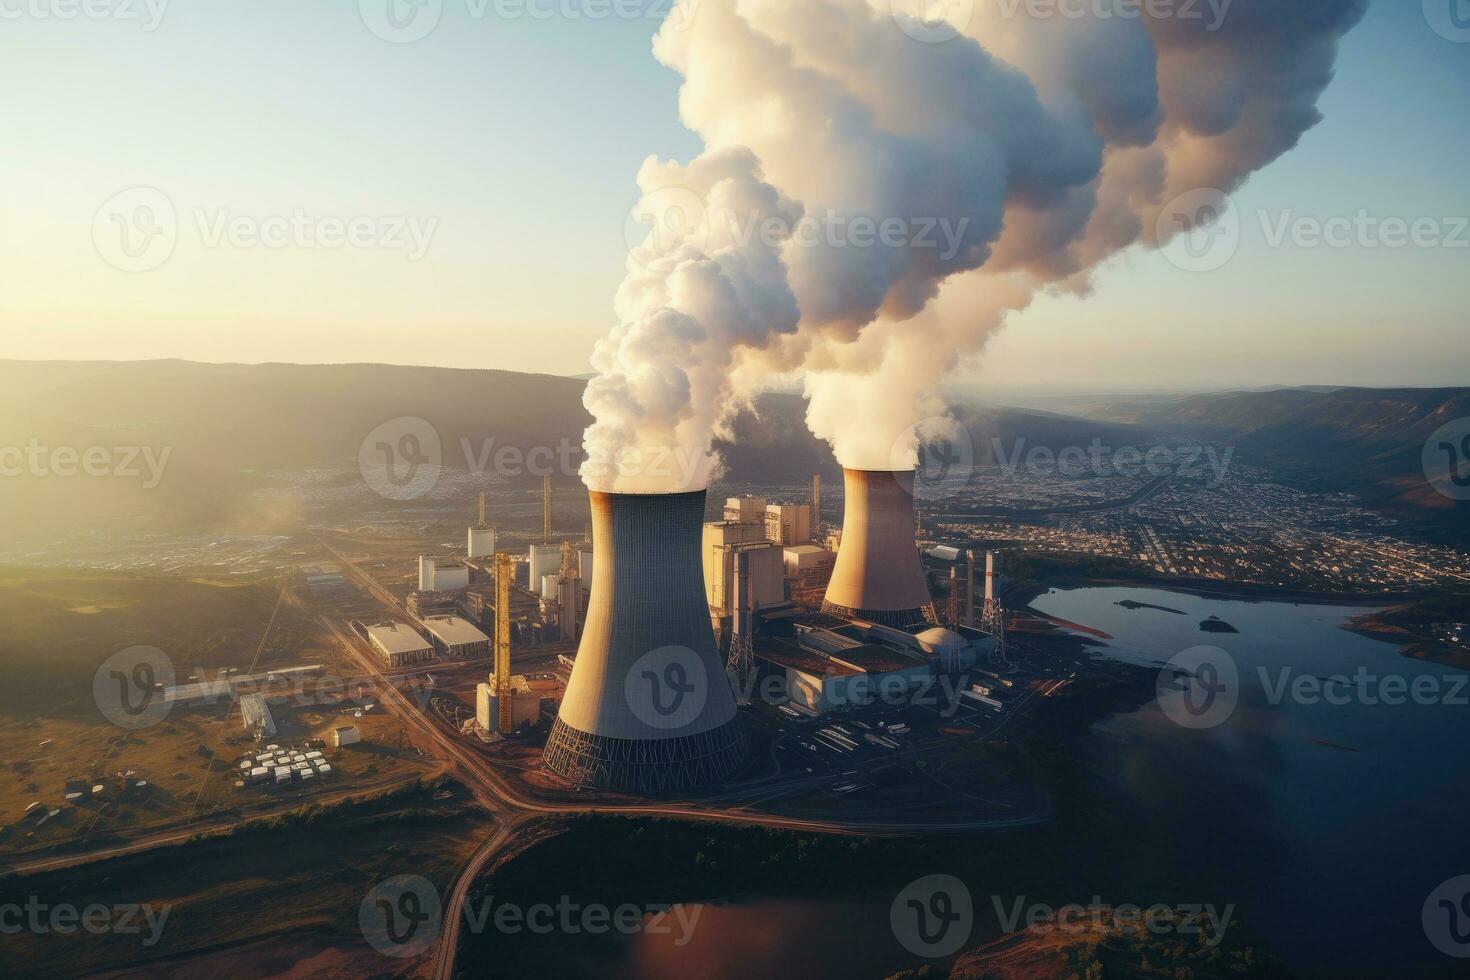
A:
981;597;1009;667
726;547;756;705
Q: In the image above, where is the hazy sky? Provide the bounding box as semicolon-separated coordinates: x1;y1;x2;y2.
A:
2;1;1466;389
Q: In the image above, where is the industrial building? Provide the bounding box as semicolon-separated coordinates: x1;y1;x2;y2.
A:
421;616;491;660
240;694;277;739
407;590;458;620
724;495;816;549
332;725;360;747
823;469;937;627
476;675;542;733
160;678;233;707
702;521;785;617
418;556;470;593
300;563;349;598
527;544;561;593
723;495;767;526
469;493;497;560
367;622;435;668
765;502;813;546
468;526;497;560
163;664;327;707
753;614;989;716
543;490;749;794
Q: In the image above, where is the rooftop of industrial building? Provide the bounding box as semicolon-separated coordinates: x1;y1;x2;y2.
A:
421;616;490;646
754;637;862;678
754;633;925;678
367;622;433;654
828;643;926;675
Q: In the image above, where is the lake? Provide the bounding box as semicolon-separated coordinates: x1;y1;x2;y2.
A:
492;587;1470;977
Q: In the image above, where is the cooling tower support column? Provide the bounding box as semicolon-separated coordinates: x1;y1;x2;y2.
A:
543;490;748;795
822;469;936;628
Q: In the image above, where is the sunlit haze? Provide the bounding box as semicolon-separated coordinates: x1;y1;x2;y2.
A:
2;1;1465;389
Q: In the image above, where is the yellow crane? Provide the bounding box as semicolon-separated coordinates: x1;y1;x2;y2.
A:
494;552;514;733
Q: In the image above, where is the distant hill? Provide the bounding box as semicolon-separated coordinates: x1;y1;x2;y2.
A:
1102;386;1470;541
0;362;1462;545
0;359;592;540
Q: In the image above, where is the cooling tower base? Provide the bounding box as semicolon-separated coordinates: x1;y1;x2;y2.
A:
821;600;937;630
543;715;749;795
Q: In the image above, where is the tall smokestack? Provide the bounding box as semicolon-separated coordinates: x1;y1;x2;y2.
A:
822;470;934;628
543;490;748;794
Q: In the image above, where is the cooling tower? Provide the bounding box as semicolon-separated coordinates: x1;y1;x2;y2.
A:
543;490;748;794
822;469;934;628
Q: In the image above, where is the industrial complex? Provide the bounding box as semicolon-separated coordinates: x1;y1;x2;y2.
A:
300;473;1010;798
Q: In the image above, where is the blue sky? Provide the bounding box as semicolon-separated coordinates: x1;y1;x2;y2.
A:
1;0;1465;389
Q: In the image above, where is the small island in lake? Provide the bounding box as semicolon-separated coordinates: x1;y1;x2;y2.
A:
1116;599;1187;615
1200;616;1239;634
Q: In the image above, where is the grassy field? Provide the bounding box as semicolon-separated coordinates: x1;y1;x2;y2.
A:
0;777;492;978
0;568;436;861
0;568;301;718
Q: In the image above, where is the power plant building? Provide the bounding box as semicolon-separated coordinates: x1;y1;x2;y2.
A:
528;544;561;593
543;490;749;794
723;496;767;526
468;527;497;560
421;616;491;660
367;622;435;668
418;557;470;593
703;521;784;616
477;678;542;733
765;502;813;546
823;469;935;628
784;544;835;580
754;619;931;717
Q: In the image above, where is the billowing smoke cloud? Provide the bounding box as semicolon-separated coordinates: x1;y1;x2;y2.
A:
582;0;1366;486
581;148;802;492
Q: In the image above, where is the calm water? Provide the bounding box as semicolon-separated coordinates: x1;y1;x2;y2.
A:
1028;586;1470;974
582;588;1470;976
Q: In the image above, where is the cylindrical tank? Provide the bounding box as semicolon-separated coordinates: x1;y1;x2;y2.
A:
822;469;933;627
543;490;748;794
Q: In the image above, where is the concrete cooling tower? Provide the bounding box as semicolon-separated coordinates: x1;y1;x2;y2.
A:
822;469;935;628
543;490;748;794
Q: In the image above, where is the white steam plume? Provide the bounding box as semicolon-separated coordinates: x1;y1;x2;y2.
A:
581;148;801;492
581;0;1367;486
